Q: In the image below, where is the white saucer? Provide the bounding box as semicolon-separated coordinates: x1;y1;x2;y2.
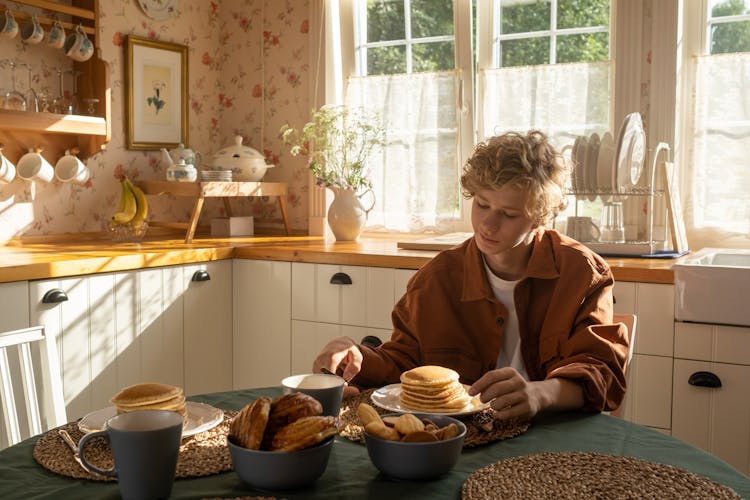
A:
78;401;223;438
371;383;490;416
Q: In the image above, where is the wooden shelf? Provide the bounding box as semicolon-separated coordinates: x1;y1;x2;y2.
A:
0;109;106;136
136;181;291;243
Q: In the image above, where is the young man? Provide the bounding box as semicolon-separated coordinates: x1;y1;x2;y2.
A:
313;130;629;420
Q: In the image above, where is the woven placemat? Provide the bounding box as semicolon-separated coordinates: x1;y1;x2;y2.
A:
33;410;237;482
461;452;742;499
338;389;529;448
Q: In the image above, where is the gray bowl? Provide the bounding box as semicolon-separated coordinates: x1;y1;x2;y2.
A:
363;413;466;480
228;436;334;490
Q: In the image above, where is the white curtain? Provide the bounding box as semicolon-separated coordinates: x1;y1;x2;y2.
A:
480;61;611;148
688;53;750;242
346;71;461;233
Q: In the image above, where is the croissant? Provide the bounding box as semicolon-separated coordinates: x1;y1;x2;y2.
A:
262;392;323;449
270;415;338;452
229;396;271;450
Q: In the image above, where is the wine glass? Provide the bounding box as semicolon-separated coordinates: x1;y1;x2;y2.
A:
2;59;27;111
66;69;82;115
21;63;38;112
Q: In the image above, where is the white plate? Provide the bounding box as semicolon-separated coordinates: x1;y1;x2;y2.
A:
78;401;223;438
371;383;490;416
585;133;600;201
137;0;178;21
572;135;588;194
614;113;646;192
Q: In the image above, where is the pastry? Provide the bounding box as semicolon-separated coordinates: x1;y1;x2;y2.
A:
230;396;272;450
110;382;186;415
262;392;323;449
399;365;472;412
270;415;338;452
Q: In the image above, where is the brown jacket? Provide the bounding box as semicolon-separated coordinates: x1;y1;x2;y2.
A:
354;229;629;411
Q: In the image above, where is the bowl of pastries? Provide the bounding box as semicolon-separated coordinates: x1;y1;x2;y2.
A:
359;402;467;480
227;392;339;490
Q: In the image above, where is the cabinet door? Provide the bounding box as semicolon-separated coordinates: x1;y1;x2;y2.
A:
0;281;30;332
233;260;291;388
291;263;395;329
616;353;673;430
183;261;232;396
672;359;750;476
291;320;390;375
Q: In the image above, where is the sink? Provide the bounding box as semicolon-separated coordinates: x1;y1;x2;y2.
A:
673;248;750;327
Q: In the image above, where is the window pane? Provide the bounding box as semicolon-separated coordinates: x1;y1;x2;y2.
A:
557;32;609;63
413;41;455;71
368;46;407;75
501;37;550;67
709;0;750;18
411;0;454;38
710;21;750;54
557;0;609;29
500;0;551;35
367;0;405;42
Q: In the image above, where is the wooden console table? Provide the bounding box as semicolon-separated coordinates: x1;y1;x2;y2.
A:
135;181;290;243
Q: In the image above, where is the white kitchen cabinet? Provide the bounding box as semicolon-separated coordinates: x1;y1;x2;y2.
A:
233;260;291;389
613;282;674;431
672;322;750;476
182;261;233;396
0;281;30;333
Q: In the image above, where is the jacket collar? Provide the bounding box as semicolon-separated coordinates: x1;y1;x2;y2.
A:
461;230;560;302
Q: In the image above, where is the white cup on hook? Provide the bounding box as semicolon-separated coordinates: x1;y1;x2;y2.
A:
17;148;54;183
64;24;94;62
55;149;89;184
0;10;18;39
0;148;17;184
20;14;44;45
45;20;65;49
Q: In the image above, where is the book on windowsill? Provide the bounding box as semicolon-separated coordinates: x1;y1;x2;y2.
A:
396;232;474;251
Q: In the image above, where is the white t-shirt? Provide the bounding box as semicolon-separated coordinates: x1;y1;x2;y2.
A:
483;259;529;380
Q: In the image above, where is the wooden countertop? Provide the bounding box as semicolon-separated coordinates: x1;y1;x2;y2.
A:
0;230;679;284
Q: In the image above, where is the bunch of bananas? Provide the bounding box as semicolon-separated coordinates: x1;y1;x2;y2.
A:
111;177;149;228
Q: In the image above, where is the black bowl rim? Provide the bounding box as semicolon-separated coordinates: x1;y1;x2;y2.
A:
227;434;335;454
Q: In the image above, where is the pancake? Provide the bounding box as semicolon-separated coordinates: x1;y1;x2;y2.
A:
399;365;472;412
111;382;186;415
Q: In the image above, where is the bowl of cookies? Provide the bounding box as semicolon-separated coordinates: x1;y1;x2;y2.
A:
228;392;339;490
359;403;466;480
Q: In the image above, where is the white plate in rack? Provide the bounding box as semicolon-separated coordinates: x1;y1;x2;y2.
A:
585;133;600;201
572;135;588;195
614;113;646;192
597;132;615;200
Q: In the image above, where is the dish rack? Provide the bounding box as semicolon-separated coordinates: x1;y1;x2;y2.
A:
559;143;677;257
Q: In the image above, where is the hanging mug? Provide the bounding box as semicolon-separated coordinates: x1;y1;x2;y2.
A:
64;25;94;62
0;149;17;184
55;150;90;184
17;148;54;183
45;20;65;49
0;10;18;39
20;15;44;44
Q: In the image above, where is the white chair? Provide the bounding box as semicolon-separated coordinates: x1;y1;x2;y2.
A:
0;326;67;450
610;313;637;418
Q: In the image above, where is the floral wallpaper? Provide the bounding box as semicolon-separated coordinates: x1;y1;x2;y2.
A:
0;0;311;243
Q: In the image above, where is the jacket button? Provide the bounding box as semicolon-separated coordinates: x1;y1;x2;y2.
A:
496;317;504;326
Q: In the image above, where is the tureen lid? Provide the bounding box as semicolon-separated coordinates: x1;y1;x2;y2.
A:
213;136;264;160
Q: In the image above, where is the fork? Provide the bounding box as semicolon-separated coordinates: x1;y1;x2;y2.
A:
58;429;99;475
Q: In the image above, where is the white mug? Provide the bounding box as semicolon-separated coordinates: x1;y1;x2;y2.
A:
0;152;16;183
0;10;18;39
45;20;65;49
566;216;600;242
64;25;94;62
55;150;89;183
17;149;54;183
20;14;43;45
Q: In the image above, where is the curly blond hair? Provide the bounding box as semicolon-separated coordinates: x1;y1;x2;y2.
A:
460;130;570;226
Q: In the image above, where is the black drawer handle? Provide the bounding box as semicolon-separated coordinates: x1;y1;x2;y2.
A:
330;272;352;285
688;371;722;388
192;270;211;282
361;335;382;349
42;289;68;304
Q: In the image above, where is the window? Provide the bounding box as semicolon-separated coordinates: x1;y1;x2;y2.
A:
679;0;750;243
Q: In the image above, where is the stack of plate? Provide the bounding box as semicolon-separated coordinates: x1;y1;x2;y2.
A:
201;169;232;182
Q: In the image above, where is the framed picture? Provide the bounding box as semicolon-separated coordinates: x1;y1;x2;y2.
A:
125;35;188;150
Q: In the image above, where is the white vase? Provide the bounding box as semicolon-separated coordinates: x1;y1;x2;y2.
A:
327;187;375;241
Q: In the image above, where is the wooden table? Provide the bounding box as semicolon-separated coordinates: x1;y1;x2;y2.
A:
135;181;290;243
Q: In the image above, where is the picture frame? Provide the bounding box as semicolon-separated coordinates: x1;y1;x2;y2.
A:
125;35;188;150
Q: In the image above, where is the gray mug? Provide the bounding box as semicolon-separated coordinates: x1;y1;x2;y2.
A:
282;373;345;416
78;410;183;500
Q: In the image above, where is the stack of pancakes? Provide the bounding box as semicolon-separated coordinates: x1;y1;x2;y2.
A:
399;365;472;412
110;382;186;415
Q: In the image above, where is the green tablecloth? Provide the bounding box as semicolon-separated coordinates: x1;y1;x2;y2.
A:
0;386;748;499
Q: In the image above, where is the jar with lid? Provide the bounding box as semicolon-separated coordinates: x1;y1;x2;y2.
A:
166;159;197;182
